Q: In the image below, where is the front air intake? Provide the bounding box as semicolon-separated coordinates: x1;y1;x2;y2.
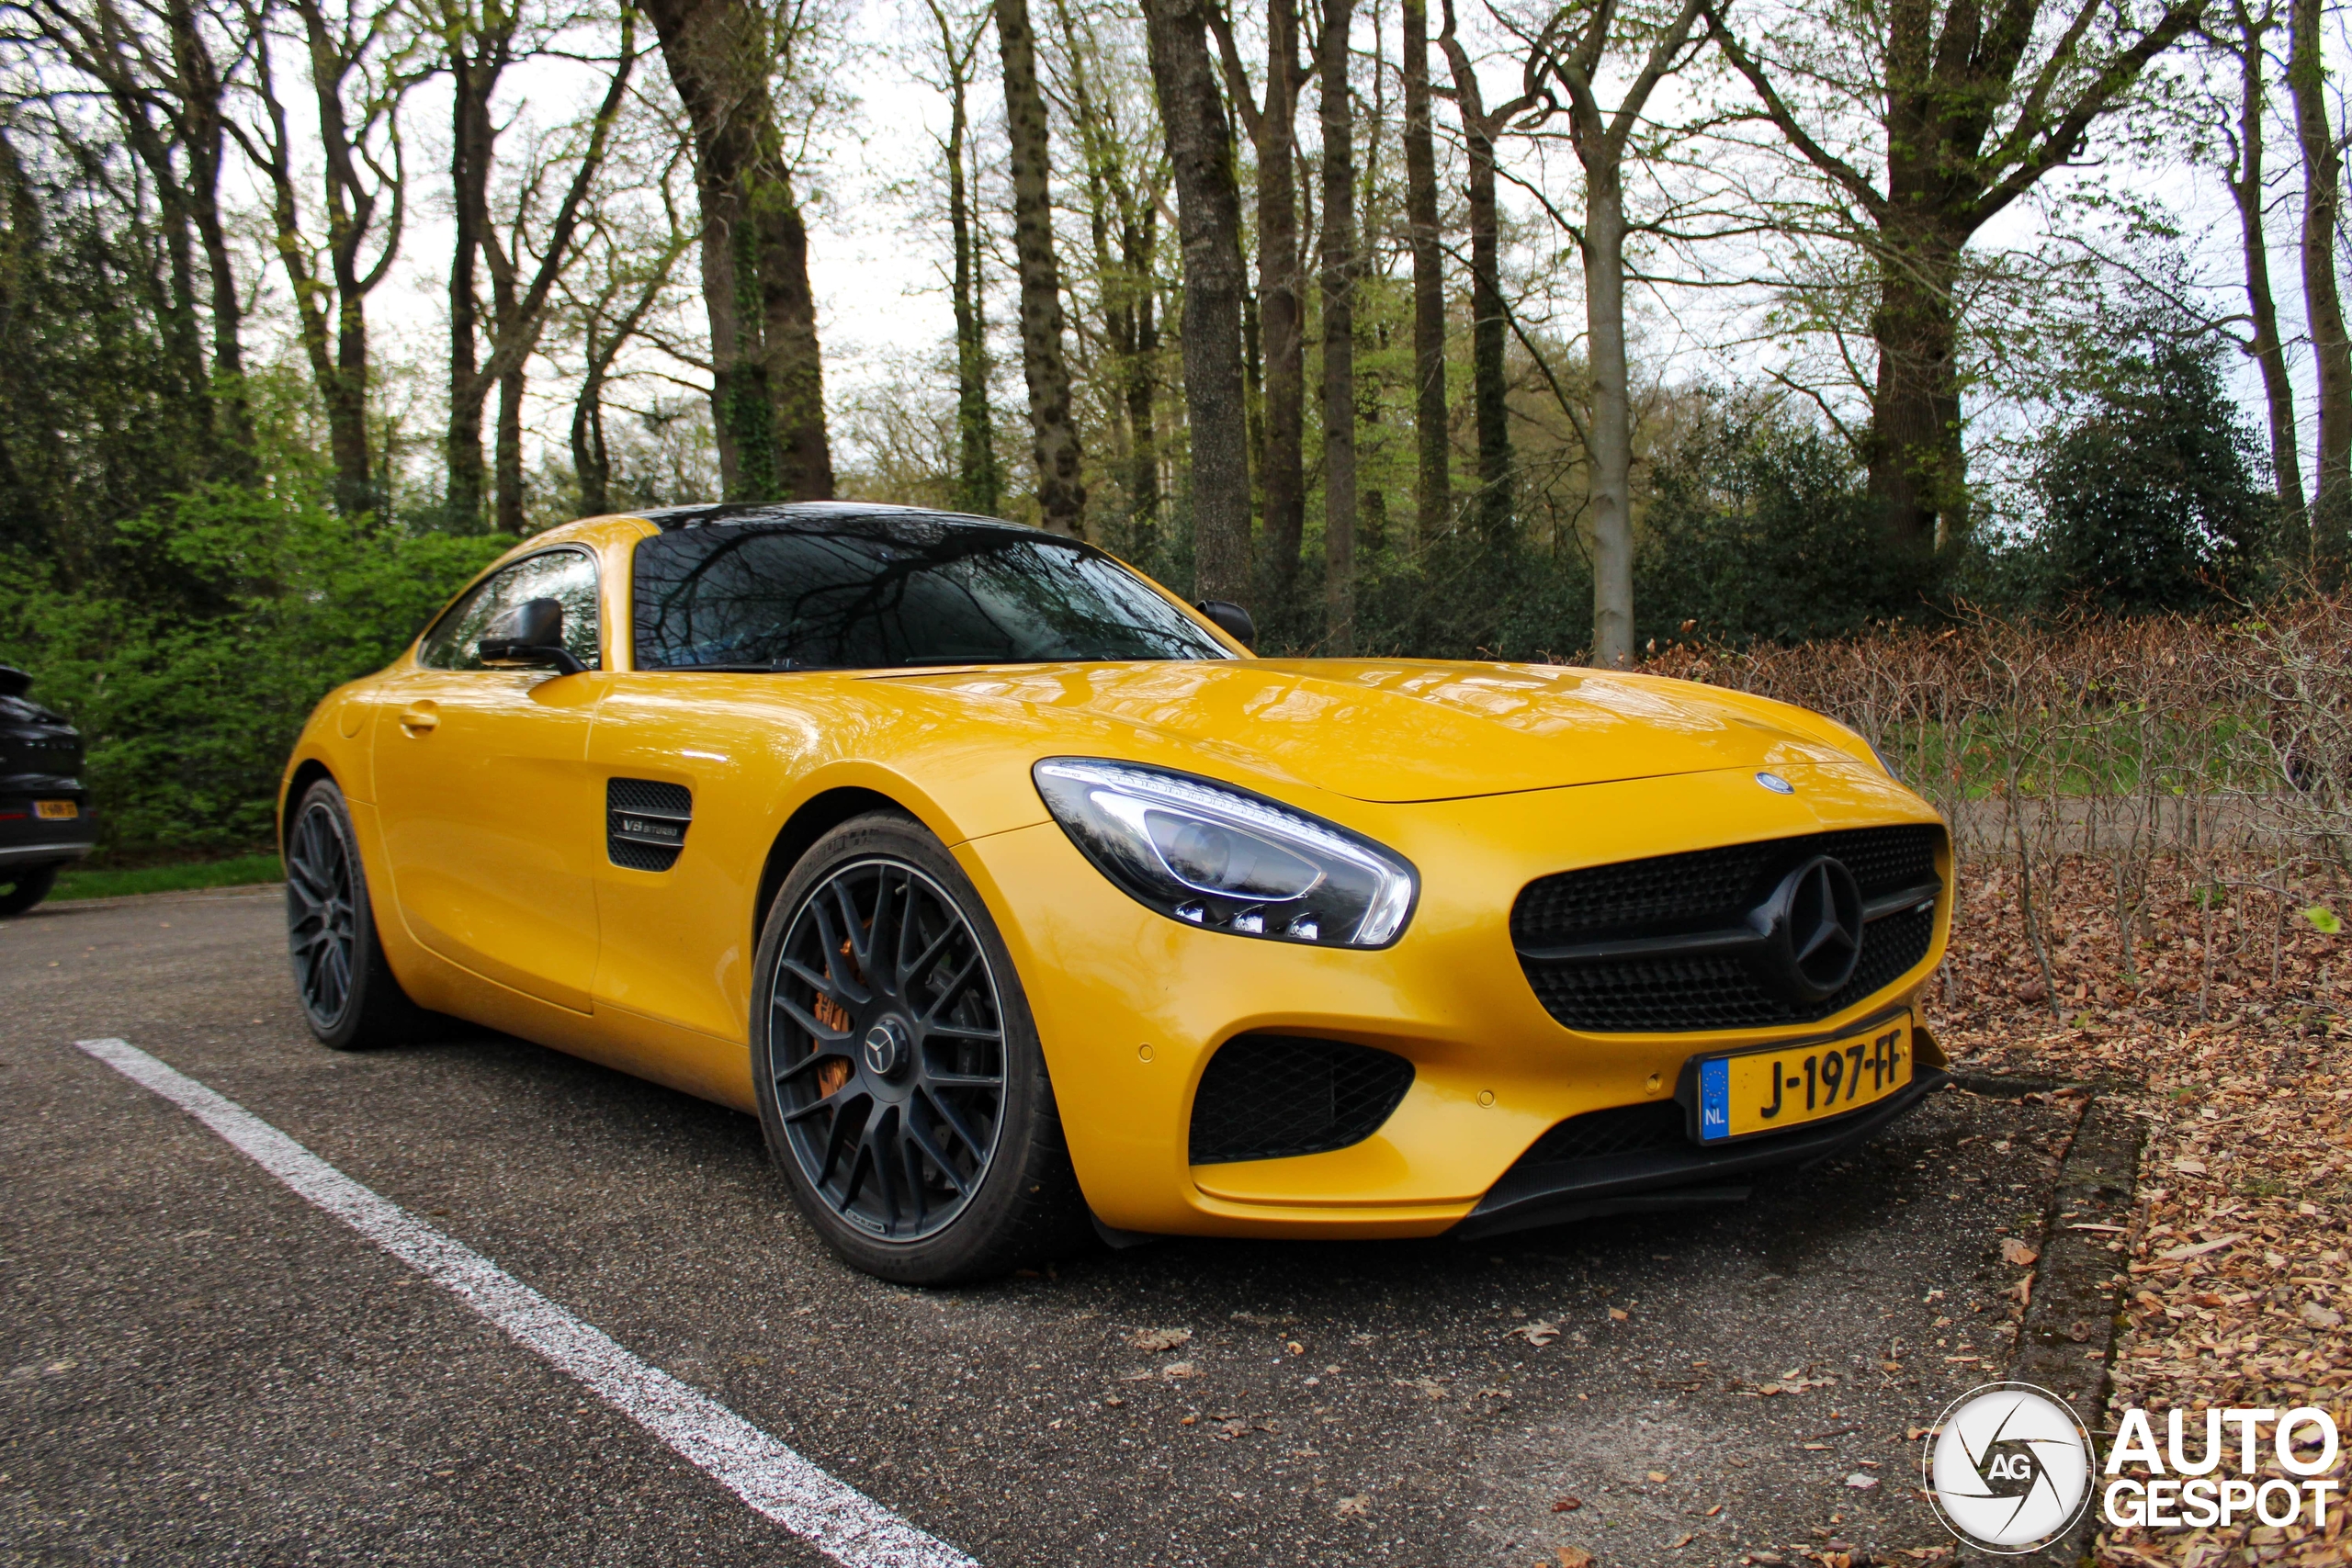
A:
1188;1035;1414;1165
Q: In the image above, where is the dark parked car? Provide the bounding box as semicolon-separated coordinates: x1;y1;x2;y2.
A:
0;666;97;915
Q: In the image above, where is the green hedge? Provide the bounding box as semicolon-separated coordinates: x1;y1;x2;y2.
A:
0;486;507;853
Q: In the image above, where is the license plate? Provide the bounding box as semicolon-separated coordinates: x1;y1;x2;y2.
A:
34;799;77;820
1696;1013;1913;1143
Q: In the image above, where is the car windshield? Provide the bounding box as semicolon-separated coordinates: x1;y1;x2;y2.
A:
631;516;1233;671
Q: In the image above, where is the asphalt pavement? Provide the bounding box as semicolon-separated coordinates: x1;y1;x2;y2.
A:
2;888;2078;1567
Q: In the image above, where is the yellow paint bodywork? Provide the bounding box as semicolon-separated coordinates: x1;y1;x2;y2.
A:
281;513;1951;1236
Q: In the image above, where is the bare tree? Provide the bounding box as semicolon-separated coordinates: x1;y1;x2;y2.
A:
1400;0;1447;545
1318;0;1358;649
1207;0;1308;592
432;0;640;531
1142;0;1252;604
920;0;1001;517
1704;0;2206;552
1519;0;1706;667
641;0;834;501
232;0;419;514
2289;0;2348;566
996;0;1085;533
2202;0;2304;530
1436;0;1539;544
1049;0;1170;542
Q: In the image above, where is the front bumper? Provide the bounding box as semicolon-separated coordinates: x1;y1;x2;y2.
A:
957;759;1951;1238
1453;1066;1949;1239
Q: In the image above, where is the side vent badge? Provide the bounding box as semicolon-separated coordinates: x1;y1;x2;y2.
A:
608;779;692;871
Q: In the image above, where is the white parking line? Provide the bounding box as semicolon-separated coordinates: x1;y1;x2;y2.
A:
71;1037;976;1568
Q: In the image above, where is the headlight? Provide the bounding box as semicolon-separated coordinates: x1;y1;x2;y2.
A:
1032;758;1418;947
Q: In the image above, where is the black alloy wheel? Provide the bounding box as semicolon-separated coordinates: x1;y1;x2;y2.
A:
287;796;359;1024
770;856;1006;1240
752;811;1087;1283
285;779;426;1050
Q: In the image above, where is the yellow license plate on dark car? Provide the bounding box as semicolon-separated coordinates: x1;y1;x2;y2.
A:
1695;1013;1913;1143
34;799;77;819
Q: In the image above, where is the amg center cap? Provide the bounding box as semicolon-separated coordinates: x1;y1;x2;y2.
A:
861;1017;912;1079
1757;854;1865;1001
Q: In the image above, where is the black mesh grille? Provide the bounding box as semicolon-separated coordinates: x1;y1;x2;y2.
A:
1511;826;1941;1032
1189;1036;1414;1165
1512;1101;1690;1168
607;778;691;872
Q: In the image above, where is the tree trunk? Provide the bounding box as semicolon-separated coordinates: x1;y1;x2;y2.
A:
943;23;1001;517
1319;0;1358;653
2223;4;2305;530
1126;253;1161;542
997;0;1086;535
1401;0;1446;546
1441;39;1512;543
1585;171;1633;667
446;41;499;530
643;0;807;502
756;174;833;501
1862;215;1975;554
2291;0;2350;568
572;329;613;516
1260;0;1307;592
495;363;526;532
1143;0;1253;604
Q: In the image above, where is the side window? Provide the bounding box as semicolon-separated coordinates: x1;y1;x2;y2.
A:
417;550;602;671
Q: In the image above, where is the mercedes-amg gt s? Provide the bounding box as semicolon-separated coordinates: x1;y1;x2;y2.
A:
279;502;1951;1282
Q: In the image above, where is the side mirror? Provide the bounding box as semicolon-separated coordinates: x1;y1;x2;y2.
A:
1193;598;1257;653
480;597;587;675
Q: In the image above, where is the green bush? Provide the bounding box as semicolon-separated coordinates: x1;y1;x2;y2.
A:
1634;399;1940;647
0;486;506;853
2027;334;2273;613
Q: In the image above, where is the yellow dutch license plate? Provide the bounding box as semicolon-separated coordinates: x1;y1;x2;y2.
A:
34;799;77;820
1695;1013;1913;1143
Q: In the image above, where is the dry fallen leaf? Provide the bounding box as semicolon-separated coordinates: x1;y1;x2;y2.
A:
1706;1503;1724;1517
1160;1360;1199;1380
1607;1307;1629;1322
1845;1472;1879;1490
1552;1495;1582;1512
1336;1494;1372;1517
1129;1327;1193;1352
1555;1547;1595;1568
1670;1532;1696;1549
1646;1471;1669;1483
1511;1320;1562;1347
1999;1237;2040;1266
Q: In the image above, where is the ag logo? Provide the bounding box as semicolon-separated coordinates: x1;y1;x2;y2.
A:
1923;1382;2094;1553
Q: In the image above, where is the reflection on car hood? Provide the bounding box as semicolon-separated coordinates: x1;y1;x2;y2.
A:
885;658;1863;802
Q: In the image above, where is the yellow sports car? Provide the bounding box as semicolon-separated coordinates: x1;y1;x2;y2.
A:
279;502;1951;1283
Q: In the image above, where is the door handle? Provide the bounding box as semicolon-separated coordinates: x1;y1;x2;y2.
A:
397;701;439;736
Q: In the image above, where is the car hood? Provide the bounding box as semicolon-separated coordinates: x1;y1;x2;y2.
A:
880;659;1868;803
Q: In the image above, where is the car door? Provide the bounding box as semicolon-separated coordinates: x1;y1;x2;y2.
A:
371;547;610;1012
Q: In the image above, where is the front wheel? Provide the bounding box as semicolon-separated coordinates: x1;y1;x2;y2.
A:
0;863;57;918
751;811;1087;1284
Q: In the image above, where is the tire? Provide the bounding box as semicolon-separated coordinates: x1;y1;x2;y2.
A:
285;779;428;1050
0;863;57;918
752;810;1089;1285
